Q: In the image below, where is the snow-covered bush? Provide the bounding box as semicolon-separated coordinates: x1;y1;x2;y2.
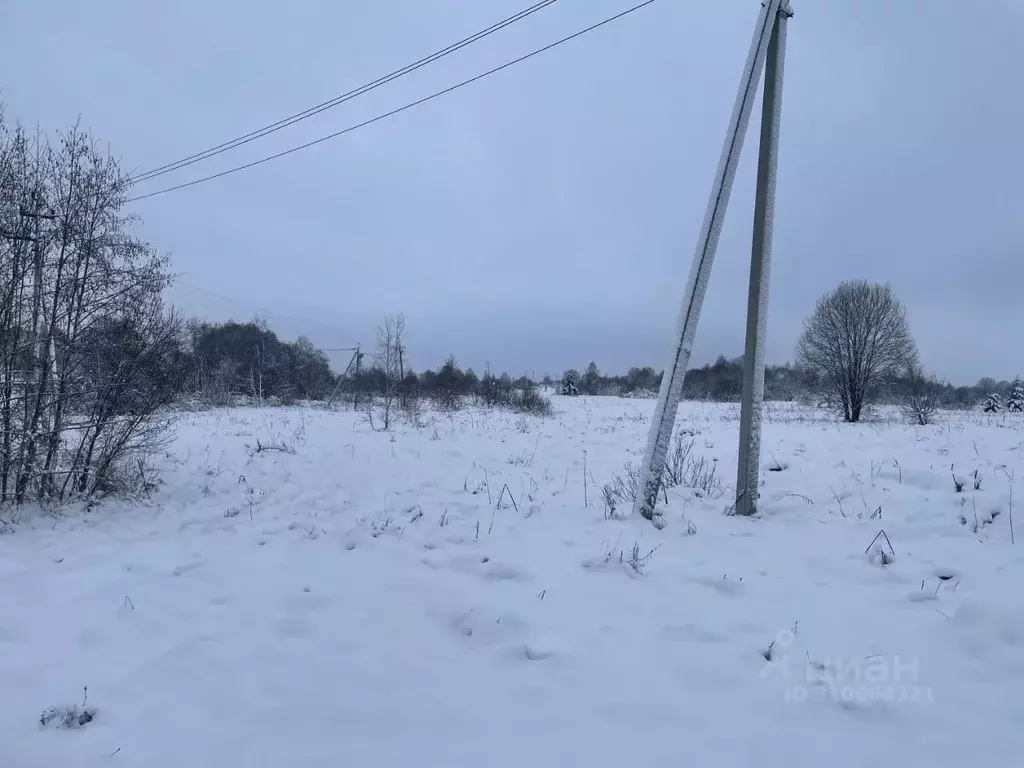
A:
900;364;944;425
509;383;553;417
626;388;658;399
983;393;1002;413
40;688;95;730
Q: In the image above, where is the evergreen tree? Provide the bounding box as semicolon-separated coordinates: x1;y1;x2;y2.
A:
983;392;1002;413
436;356;463;410
561;369;580;396
463;368;480;396
1008;380;1024;413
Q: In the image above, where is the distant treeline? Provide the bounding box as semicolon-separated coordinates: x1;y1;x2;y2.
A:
178;320;549;409
553;358;1008;409
178;321;1005;411
183;320;335;405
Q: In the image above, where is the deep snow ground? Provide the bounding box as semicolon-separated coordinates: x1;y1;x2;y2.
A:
2;398;1024;766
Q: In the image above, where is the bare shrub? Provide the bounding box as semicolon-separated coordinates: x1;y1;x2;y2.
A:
664;434;695;487
507;449;533;467
477;374;552;417
900;363;944;426
508;382;553;417
625;541;661;574
797;281;917;422
603;434;722;517
603;462;642;514
683;454;724;499
663;432;724;499
402;391;428;428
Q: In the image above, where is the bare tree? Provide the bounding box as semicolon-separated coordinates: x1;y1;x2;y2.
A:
796;281;916;422
246;336;272;407
0;110;177;504
900;363;944;426
370;314;405;430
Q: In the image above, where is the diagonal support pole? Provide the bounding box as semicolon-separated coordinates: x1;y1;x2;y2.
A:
736;5;790;516
633;0;791;525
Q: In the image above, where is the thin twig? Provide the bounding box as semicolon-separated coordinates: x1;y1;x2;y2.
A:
996;466;1016;544
496;483;519;513
829;486;846;517
774;492;813;505
864;528;895;556
583;449;588;508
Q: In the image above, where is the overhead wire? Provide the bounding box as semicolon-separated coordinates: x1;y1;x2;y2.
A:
127;0;657;203
129;0;560;184
171;279;333;332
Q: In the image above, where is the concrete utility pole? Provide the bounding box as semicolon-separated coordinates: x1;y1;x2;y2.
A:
19;204;56;377
352;344;363;409
397;342;406;410
634;0;792;525
735;7;789;516
324;345;362;407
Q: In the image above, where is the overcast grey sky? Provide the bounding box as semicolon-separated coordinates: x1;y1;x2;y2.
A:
1;0;1020;383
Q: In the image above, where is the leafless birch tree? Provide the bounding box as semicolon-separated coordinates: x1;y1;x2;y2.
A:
369;314;406;430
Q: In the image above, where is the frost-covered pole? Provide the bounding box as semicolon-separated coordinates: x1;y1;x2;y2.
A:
736;4;791;516
634;0;786;525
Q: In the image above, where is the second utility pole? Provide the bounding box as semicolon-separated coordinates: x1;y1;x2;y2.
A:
735;5;789;516
20;203;56;378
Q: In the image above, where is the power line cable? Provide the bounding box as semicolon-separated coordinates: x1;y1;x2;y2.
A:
127;0;656;203
172;279;332;331
130;0;559;184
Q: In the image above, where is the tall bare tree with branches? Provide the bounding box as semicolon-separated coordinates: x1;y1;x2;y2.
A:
368;314;406;430
796;281;917;423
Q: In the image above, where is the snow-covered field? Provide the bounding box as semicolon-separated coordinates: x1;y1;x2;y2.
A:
3;397;1023;766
